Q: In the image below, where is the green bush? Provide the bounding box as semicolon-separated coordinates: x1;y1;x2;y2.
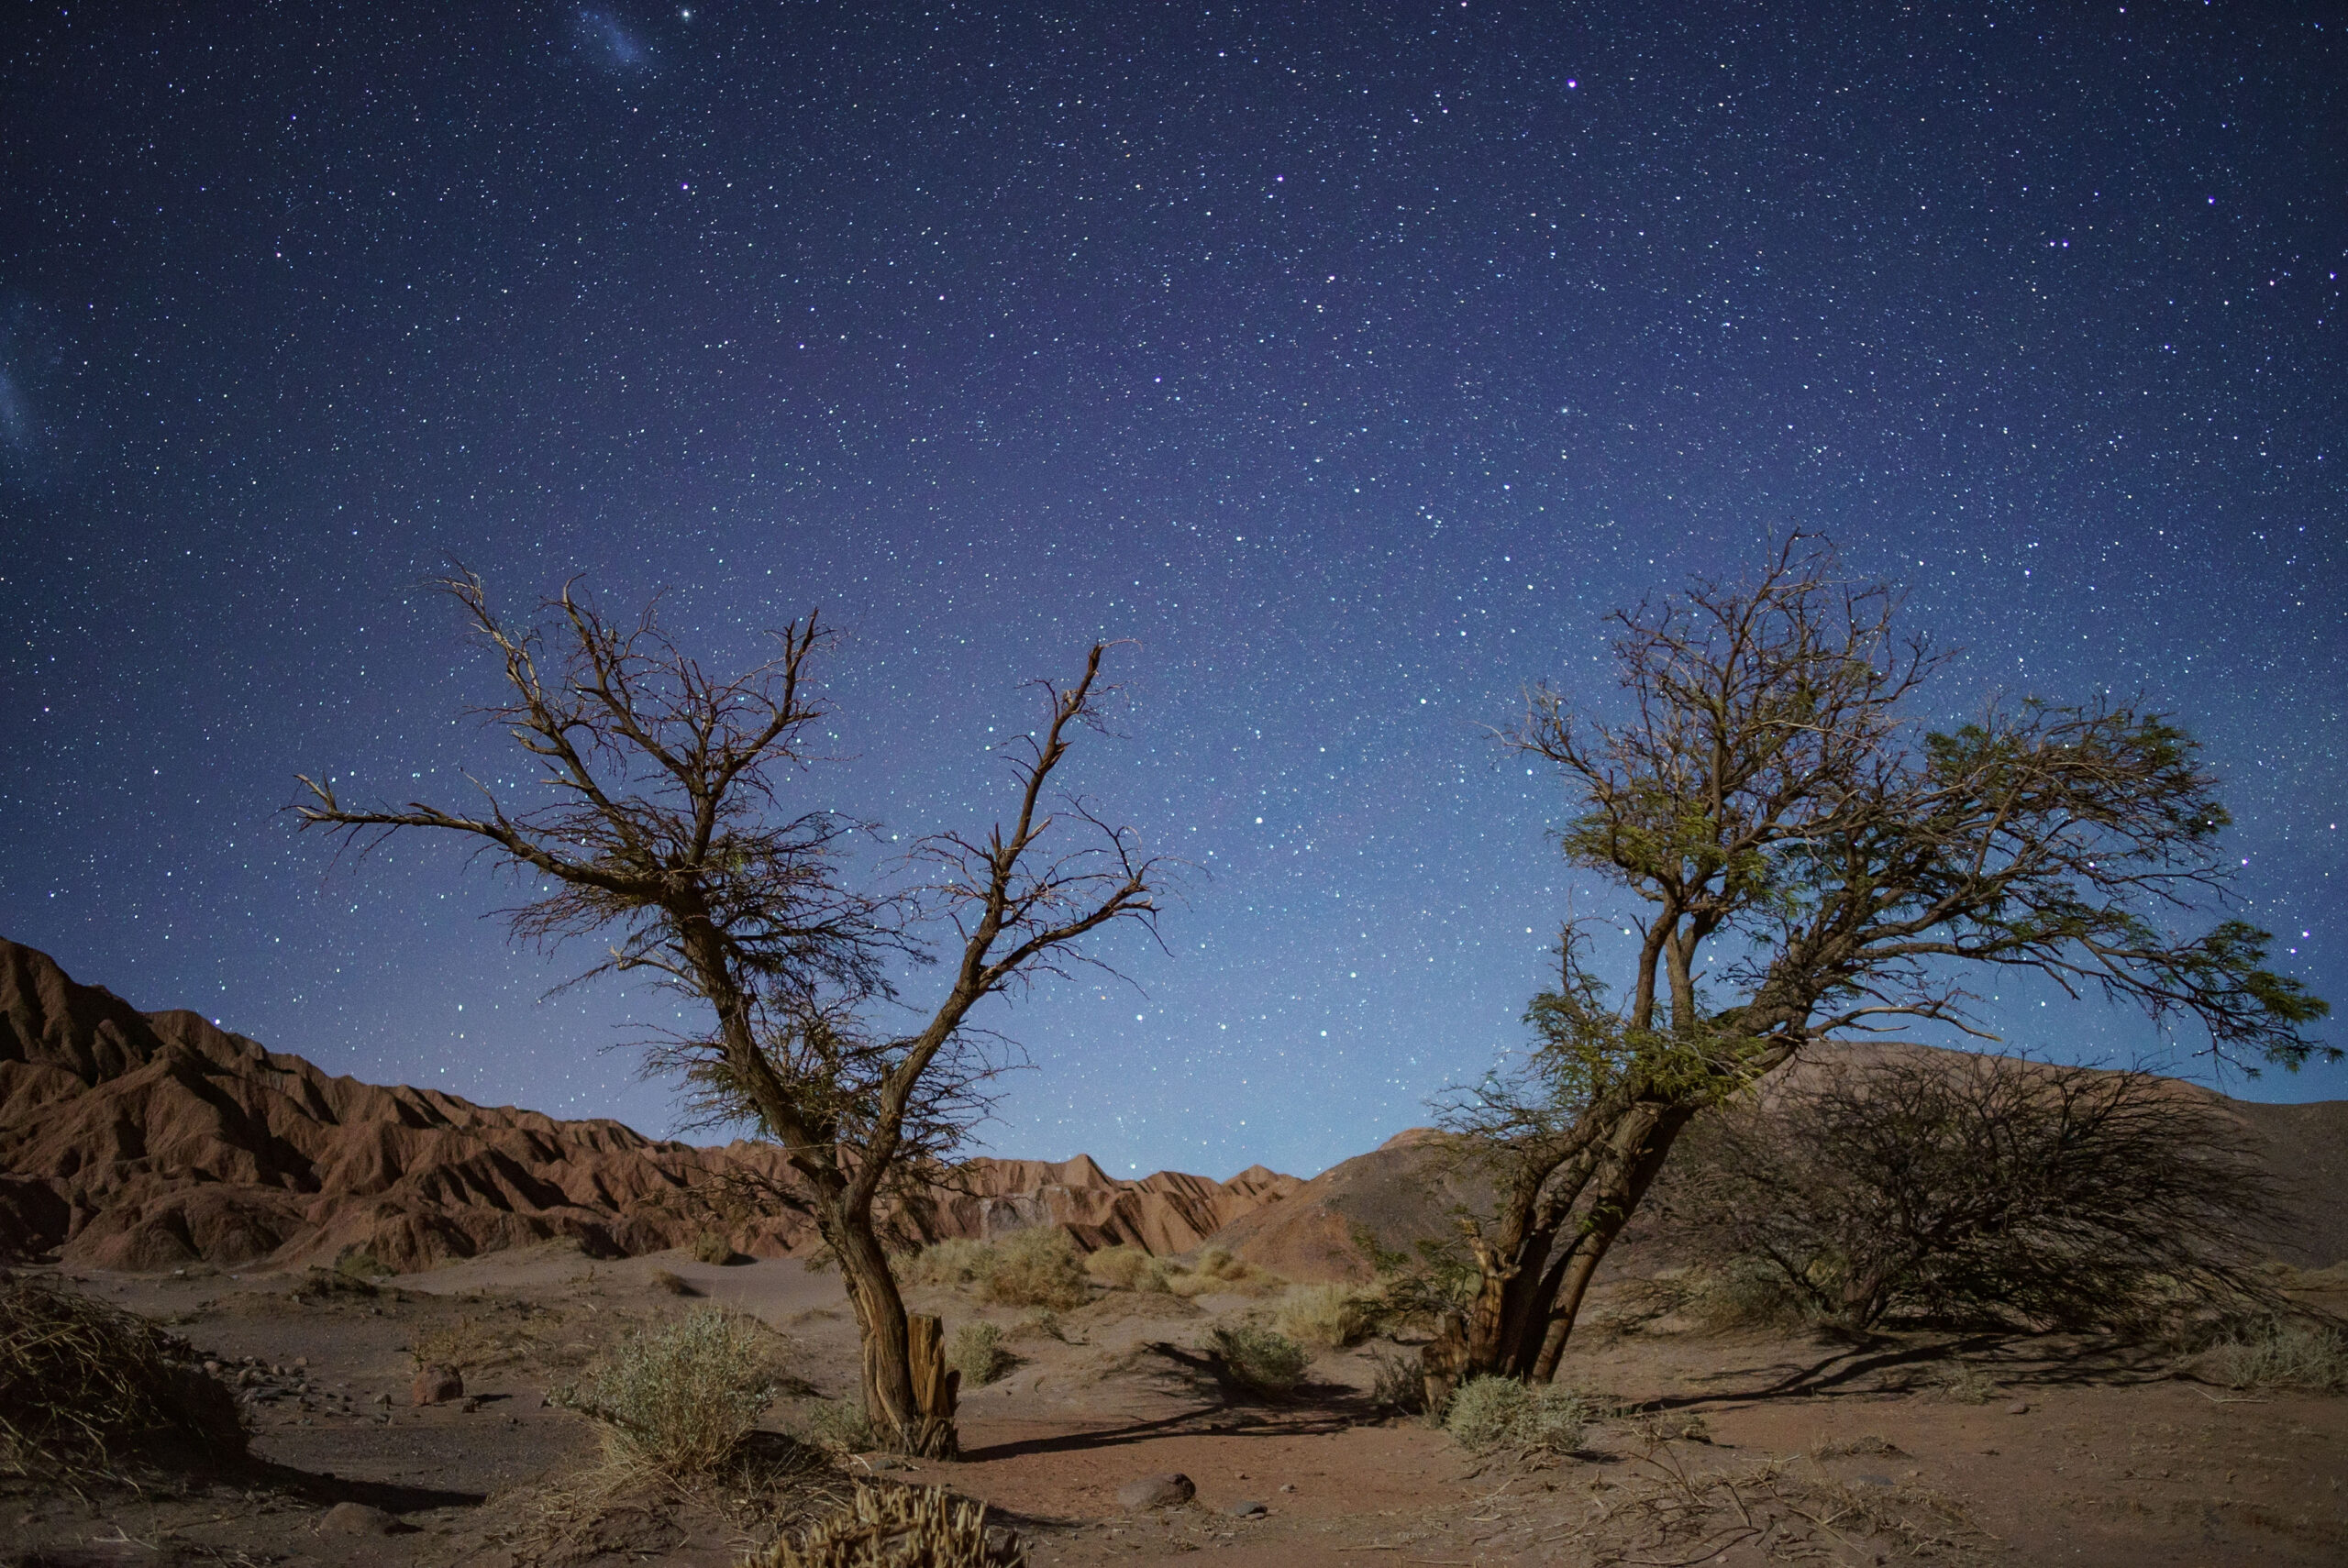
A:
947;1321;1013;1388
551;1307;786;1477
1444;1374;1590;1454
1208;1324;1309;1396
982;1228;1091;1309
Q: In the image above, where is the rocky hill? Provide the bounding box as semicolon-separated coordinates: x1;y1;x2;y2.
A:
1210;1048;2348;1282
0;938;1297;1274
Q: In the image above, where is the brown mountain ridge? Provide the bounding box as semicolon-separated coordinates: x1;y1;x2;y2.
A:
0;937;1297;1273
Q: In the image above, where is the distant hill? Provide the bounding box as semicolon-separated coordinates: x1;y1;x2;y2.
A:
0;937;1296;1273
1210;1048;2348;1282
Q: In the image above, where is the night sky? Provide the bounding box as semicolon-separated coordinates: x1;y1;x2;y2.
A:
3;2;2342;1181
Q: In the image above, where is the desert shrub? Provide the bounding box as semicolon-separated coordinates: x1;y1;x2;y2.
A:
1926;1362;1999;1405
981;1228;1091;1309
650;1268;696;1297
1273;1283;1372;1349
1167;1246;1282;1298
1085;1243;1170;1293
1689;1262;1809;1331
552;1307;788;1477
335;1245;392;1279
1366;1343;1424;1414
692;1231;738;1266
802;1397;879;1455
0;1279;246;1478
1665;1053;2284;1332
903;1238;1000;1290
1208;1324;1309;1396
1444;1374;1590;1454
2203;1319;2348;1393
747;1483;1017;1568
947;1321;1013;1388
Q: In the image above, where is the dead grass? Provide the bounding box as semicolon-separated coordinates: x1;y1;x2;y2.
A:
1084;1243;1170;1293
2200;1318;2348;1392
650;1268;697;1297
1272;1282;1373;1348
980;1229;1091;1309
1550;1442;1990;1567
1207;1324;1308;1396
743;1481;1017;1567
692;1231;738;1266
0;1278;246;1481
1166;1246;1282;1298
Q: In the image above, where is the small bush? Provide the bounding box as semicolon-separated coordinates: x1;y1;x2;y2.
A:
1444;1374;1590;1455
1367;1343;1424;1414
1691;1263;1808;1332
2204;1319;2348;1393
982;1228;1091;1309
1208;1325;1309;1396
650;1268;696;1297
1167;1246;1283;1298
802;1397;879;1455
0;1280;246;1478
1086;1243;1170;1293
1274;1284;1372;1349
692;1231;738;1266
335;1245;392;1279
902;1237;999;1290
552;1307;787;1477
748;1483;1017;1568
947;1321;1013;1388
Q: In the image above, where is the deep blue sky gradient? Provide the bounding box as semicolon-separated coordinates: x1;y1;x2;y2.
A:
2;1;2342;1178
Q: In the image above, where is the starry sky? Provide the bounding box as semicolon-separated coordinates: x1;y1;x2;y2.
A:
2;2;2342;1181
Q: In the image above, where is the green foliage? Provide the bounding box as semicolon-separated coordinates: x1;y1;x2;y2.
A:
551;1307;788;1477
1207;1325;1309;1396
947;1321;1012;1388
1443;1375;1591;1454
801;1397;879;1455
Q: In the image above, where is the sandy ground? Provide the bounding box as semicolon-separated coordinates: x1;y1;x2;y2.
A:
5;1248;2343;1567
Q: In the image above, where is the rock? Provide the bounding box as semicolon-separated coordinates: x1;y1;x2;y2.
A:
1227;1500;1268;1518
411;1364;463;1406
320;1502;404;1535
1117;1473;1196;1510
2007;1401;2031;1415
460;1395;482;1413
371;1391;392;1407
1279;1484;1297;1494
983;1525;1021;1559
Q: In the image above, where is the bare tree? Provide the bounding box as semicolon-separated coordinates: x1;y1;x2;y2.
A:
1659;1049;2284;1332
1423;536;2329;1399
296;572;1159;1455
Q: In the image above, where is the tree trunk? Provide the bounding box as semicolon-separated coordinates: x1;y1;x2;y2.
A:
829;1209;956;1455
1529;1106;1694;1382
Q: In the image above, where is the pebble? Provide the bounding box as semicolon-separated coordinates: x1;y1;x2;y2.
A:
1226;1500;1268;1518
2007;1401;2031;1415
1279;1484;1297;1494
411;1364;464;1407
1116;1473;1196;1510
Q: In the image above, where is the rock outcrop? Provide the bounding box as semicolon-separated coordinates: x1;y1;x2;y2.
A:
0;938;1297;1274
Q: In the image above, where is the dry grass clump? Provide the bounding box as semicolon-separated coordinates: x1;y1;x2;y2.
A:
745;1482;1020;1567
947;1321;1013;1388
982;1228;1091;1309
1272;1283;1373;1348
1207;1324;1309;1396
1366;1343;1425;1415
650;1267;697;1296
692;1231;740;1265
1166;1246;1281;1298
553;1307;791;1479
0;1278;245;1479
1443;1375;1591;1454
801;1397;880;1455
903;1237;999;1289
1926;1361;2001;1405
2201;1318;2348;1392
1085;1243;1170;1293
